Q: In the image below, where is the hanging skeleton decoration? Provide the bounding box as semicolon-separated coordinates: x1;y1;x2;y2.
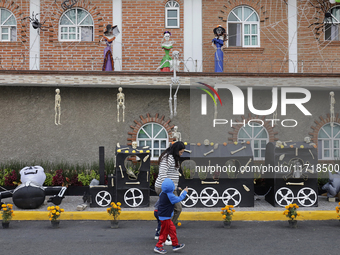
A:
117;87;125;122
55;0;78;10
22;12;48;35
55;88;61;125
156;51;188;119
330;91;335;126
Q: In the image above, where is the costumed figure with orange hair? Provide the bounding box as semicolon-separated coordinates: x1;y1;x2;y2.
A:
212;25;227;72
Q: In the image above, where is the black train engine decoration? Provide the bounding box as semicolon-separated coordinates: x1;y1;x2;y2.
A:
115;145;151;208
264;141;318;207
179;142;254;208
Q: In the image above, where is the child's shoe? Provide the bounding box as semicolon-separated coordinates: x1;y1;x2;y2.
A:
173;244;185;251
154;246;167;254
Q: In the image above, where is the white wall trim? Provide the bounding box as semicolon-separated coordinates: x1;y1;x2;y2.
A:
112;0;122;71
288;0;298;73
29;0;40;70
184;0;202;72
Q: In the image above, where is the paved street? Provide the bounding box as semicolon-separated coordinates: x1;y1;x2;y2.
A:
1;220;339;255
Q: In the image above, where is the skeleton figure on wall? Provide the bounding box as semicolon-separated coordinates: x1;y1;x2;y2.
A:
170;126;181;141
330;91;335;127
55;89;61;125
117;87;125;122
156;51;188;119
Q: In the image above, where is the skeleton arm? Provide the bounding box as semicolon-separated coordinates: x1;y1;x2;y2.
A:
156;60;171;71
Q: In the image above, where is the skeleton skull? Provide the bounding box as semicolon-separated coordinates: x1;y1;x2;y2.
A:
132;141;138;149
203;139;210;146
304;137;311;144
275;141;282;148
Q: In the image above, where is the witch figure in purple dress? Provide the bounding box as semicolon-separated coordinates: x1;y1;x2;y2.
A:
212;25;227;72
100;24;120;71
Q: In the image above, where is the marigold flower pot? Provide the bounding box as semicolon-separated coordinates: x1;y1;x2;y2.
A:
288;220;297;228
51;220;60;229
2;222;10;229
223;221;231;229
111;220;119;229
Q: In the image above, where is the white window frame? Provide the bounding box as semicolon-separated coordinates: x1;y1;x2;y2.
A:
325;6;340;41
227;5;260;47
237;123;268;160
59;8;94;42
318;123;340;160
165;0;180;29
137;123;169;160
0;8;16;42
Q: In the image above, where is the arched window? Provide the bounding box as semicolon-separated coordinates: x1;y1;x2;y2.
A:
325;6;340;41
137;123;169;160
0;8;16;42
165;0;180;28
237;123;268;160
59;8;93;41
318;123;340;159
227;5;260;47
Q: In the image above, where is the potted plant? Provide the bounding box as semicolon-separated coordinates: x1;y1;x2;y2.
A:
47;205;64;228
221;204;235;228
283;203;300;228
1;203;14;228
107;202;122;228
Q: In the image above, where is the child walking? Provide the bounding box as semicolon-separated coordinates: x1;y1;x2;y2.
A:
154;178;188;254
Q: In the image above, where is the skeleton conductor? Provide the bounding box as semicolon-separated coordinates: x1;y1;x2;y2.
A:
171;126;182;141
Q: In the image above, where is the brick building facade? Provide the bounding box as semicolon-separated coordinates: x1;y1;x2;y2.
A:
1;0;340;164
1;0;340;73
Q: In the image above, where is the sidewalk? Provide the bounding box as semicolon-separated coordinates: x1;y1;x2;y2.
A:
2;194;339;221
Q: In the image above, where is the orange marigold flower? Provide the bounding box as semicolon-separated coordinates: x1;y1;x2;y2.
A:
177;222;182;227
222;215;226;219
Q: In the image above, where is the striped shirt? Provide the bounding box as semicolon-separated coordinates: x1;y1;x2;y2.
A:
155;154;180;189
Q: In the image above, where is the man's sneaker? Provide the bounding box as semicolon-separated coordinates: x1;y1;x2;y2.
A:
154;246;167;254
173;244;185;251
164;237;172;246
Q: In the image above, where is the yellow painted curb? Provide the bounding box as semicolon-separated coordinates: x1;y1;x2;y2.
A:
9;210;339;221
